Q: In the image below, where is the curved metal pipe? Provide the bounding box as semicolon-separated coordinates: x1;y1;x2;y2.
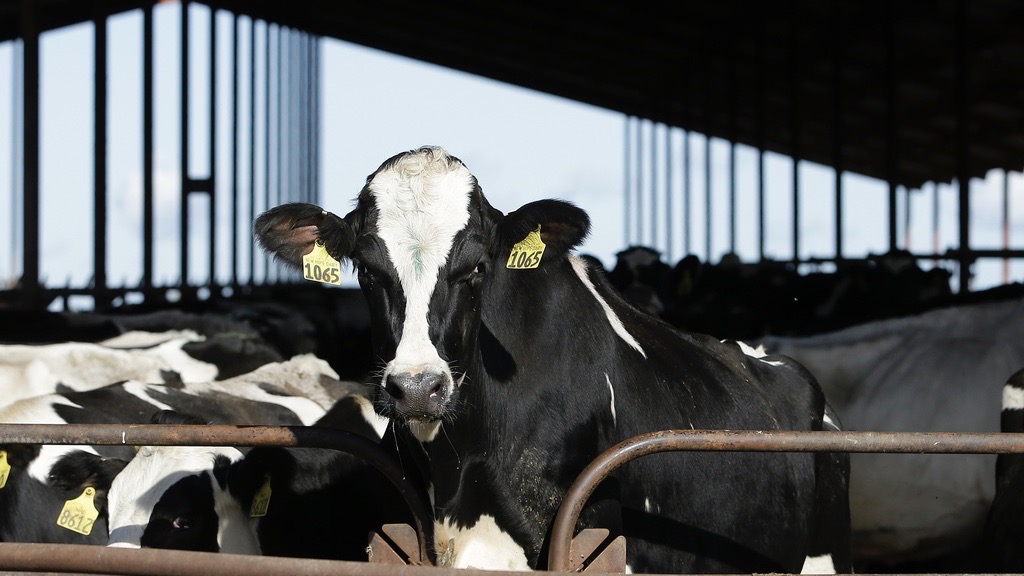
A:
0;423;433;564
547;429;1024;571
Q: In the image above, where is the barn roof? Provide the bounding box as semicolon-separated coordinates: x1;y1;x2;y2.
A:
3;0;1023;190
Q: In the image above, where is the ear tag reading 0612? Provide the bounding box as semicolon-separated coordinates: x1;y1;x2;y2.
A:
506;225;546;270
250;475;272;518
0;450;9;489
302;241;342;285
56;487;99;535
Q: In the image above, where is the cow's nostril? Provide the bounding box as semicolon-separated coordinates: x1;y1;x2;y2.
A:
428;375;444;398
385;375;405;400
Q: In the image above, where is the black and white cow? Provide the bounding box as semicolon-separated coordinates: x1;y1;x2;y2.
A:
255;146;851;573
984;368;1024;571
0;354;350;545
0;329;285;410
761;295;1024;567
99;396;409;560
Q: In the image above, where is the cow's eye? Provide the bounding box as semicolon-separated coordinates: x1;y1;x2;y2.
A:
172;516;192;529
472;262;485;275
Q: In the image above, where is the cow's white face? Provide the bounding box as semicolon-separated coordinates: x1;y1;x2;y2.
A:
356;147;488;441
106;445;259;554
254;146;590;444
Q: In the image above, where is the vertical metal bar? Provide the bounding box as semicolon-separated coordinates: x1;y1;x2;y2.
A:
276;27;283;213
314;38;321;205
263;23;271;283
624;116;631;247
955;0;970;291
886;2;899;253
11;40;23;280
728;35;737;256
683;129;691;256
903;186;912;250
832;0;844;261
180;0;190;286
650;122;658;250
21;0;40;299
94;9;108;302
704;134;711;262
636;120;643;246
665;125;673;262
248;17;256;285
208;8;217;286
756;3;766;261
790;0;801;264
1003;170;1011;283
143;4;154;288
311;35;318;205
231;14;239;285
932;181;940;265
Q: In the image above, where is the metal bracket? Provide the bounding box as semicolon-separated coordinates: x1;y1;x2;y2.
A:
368;523;425;565
568;528;627;573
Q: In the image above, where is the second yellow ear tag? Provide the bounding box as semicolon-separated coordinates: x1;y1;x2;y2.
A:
250;475;272;518
56;487;99;535
506;225;546;270
0;450;10;489
302;241;342;285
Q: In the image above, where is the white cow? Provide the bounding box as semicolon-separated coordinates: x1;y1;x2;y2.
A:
761;294;1024;565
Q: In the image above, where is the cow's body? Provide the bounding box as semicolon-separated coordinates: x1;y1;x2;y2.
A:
984;368;1024;571
0;355;346;545
255;146;851;573
102;394;405;560
0;329;285;411
761;296;1024;566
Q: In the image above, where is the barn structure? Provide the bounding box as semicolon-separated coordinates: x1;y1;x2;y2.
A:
1;0;1023;574
1;0;1022;313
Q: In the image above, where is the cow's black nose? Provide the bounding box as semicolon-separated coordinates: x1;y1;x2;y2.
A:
385;371;446;418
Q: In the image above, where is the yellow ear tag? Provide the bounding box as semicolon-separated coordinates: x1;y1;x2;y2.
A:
250;475;272;518
0;450;10;489
506;225;546;270
56;487;99;535
302;241;342;285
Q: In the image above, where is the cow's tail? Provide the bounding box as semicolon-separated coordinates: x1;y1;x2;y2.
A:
804;402;853;574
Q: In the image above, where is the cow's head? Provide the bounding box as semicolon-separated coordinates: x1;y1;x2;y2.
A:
103;412;259;553
256;146;589;441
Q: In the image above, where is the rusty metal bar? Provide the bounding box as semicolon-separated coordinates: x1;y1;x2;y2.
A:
547;428;1024;571
0;543;448;576
0;424;432;563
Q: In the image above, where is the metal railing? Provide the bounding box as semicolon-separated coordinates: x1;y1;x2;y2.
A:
2;425;1023;575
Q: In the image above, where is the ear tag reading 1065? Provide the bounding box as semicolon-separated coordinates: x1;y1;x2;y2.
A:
56;487;99;535
302;241;342;286
0;450;9;489
250;475;272;518
506;225;546;270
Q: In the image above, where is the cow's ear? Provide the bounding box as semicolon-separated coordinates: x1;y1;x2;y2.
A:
2;444;40;468
254;202;356;268
496;200;590;265
224;448;295;510
48;450;128;516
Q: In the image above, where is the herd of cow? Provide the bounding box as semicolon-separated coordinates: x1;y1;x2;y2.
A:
1;146;1023;574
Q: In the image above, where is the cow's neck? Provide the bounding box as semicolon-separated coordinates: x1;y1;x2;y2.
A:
424;254;638;569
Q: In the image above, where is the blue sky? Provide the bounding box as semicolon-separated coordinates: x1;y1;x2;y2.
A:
0;4;1020;301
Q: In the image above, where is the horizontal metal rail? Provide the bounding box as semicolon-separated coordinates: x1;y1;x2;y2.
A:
0;423;432;564
546;429;1024;571
4;426;1024;575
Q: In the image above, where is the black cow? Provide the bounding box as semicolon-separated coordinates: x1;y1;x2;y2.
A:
984;368;1024;571
0;355;349;546
255;146;851;573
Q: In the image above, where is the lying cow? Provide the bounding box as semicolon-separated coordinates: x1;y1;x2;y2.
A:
98;397;410;560
0;329;284;411
0;354;348;545
255;146;851;573
761;295;1024;567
